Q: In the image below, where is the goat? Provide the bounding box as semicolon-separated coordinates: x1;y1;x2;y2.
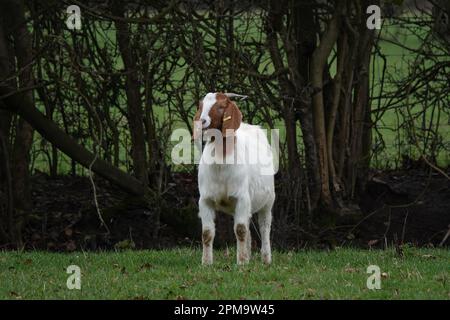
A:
192;92;275;265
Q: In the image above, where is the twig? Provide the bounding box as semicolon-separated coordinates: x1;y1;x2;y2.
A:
439;226;450;247
80;91;110;234
400;209;409;245
402;33;450;182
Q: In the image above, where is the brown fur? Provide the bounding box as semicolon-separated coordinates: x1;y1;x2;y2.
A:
239;251;248;263
235;223;246;242
219;96;242;137
202;229;212;246
192;93;242;140
192;93;242;157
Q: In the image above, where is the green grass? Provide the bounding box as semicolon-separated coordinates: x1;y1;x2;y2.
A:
0;247;448;299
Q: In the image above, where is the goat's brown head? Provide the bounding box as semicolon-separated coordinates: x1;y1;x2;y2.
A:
192;92;244;140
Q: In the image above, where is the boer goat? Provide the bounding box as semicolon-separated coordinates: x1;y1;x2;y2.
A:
193;92;275;265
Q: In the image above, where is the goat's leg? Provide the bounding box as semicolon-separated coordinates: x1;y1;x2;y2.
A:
258;206;272;264
199;198;215;265
246;223;252;260
234;196;251;265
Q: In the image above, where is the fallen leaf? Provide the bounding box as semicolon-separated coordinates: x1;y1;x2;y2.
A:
10;291;22;299
306;288;316;297
344;267;358;273
139;263;153;271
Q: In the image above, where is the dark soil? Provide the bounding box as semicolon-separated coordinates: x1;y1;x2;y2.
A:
16;168;450;251
356;169;450;248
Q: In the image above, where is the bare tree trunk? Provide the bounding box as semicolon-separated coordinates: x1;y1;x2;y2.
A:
310;5;341;208
0;0;36;246
327;31;347;193
0;11;13;143
349;19;375;197
0;8;15;244
266;0;301;176
266;0;325;212
336;28;359;186
292;1;321;209
0;132;14;243
10;0;35;206
112;1;149;186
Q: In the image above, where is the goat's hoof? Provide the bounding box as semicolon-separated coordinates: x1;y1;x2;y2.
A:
202;258;213;266
262;254;272;265
237;255;250;265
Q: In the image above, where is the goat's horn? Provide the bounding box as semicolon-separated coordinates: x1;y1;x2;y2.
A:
224;92;248;100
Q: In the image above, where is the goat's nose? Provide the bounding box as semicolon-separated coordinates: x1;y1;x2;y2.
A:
201;119;207;126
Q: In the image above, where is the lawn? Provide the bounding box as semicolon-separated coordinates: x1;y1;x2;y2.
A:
0;247;448;299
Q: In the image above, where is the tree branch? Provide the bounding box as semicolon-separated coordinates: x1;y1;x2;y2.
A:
0;85;146;196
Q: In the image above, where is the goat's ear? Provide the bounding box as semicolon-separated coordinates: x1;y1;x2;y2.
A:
221;100;242;137
192;103;202;140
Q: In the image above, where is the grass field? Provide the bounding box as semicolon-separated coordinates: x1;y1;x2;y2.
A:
0;247;448;299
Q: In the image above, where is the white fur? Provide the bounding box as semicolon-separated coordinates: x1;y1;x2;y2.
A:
198;120;275;265
199;92;216;129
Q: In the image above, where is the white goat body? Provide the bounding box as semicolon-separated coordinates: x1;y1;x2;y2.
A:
198;123;275;215
196;93;275;265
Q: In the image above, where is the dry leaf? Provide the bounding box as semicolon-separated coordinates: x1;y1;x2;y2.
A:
10;291;22;299
345;267;358;273
139;263;153;271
